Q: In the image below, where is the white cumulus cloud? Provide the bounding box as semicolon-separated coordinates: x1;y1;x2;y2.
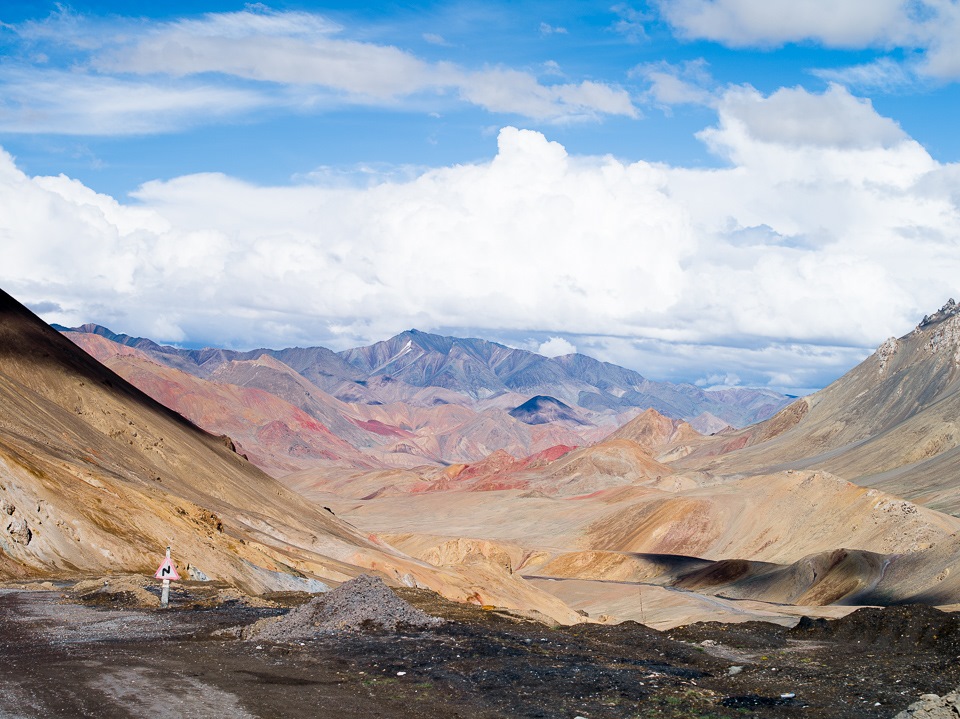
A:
538;337;578;357
2;85;960;394
700;83;907;151
917;0;960;79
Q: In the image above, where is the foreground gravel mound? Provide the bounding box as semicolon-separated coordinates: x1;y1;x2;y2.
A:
245;574;443;641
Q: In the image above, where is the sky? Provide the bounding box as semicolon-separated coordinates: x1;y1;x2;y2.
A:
2;1;960;396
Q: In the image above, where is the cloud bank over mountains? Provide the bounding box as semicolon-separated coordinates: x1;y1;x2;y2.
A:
3;79;958;395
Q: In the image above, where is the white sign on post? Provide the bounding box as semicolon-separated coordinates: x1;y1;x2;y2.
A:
154;546;180;608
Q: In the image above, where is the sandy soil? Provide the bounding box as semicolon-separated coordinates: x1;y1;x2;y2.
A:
2;580;960;719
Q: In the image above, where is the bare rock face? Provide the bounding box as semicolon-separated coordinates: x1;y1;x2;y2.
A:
1;493;31;545
6;516;31;545
876;336;899;375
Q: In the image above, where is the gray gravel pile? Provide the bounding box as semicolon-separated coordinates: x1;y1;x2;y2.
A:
893;688;960;718
244;574;443;641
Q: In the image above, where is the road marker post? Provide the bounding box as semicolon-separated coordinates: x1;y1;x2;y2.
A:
154;546;181;608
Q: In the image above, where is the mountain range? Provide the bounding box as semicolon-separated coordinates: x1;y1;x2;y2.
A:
9;287;960;631
57;323;790;474
61;324;789;425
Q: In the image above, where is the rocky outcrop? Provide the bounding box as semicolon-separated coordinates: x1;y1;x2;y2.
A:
918;298;959;329
893;688;960;718
6;516;31;545
1;496;31;546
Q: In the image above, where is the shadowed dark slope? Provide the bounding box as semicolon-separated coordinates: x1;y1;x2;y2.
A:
508;395;590;425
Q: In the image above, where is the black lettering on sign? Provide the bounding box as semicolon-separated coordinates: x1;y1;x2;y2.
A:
161;566;172;576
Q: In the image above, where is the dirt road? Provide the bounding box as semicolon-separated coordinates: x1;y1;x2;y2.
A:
1;583;958;719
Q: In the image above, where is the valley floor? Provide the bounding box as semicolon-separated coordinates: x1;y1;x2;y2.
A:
1;582;958;719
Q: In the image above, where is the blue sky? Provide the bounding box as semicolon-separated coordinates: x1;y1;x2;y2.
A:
1;1;730;195
4;1;957;196
2;1;960;395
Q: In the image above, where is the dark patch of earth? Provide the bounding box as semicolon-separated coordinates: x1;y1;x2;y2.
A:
1;583;959;719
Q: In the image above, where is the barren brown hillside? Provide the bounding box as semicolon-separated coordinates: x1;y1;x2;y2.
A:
670;300;960;514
